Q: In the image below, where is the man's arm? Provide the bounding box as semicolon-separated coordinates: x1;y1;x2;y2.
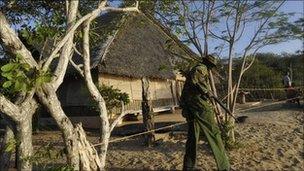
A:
191;66;210;96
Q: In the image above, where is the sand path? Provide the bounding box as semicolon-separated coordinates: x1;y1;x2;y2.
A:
105;102;303;170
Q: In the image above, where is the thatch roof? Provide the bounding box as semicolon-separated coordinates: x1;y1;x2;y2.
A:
86;12;199;80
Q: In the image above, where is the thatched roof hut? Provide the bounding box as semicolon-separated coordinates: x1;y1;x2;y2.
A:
58;12;199;118
88;12;198;79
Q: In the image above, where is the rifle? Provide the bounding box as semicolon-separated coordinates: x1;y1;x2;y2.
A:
207;91;237;120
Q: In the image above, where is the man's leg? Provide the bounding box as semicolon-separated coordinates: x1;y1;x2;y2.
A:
183;120;200;170
196;110;230;171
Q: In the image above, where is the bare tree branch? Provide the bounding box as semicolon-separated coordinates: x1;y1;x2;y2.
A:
209;30;229;42
110;101;126;132
82;15;110;168
0;94;20;122
69;47;84;77
0;12;38;68
52;0;79;90
42;1;139;71
243;1;285;53
69;58;84;77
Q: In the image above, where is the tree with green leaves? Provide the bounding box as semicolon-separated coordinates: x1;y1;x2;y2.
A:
240;52;304;89
0;0;139;170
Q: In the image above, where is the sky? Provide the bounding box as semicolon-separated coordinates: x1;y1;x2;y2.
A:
258;1;303;54
185;0;304;57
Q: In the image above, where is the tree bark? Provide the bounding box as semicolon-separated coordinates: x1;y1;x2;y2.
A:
141;77;155;146
0;12;38;68
36;87;80;170
16;118;32;171
52;0;79;90
0;94;38;171
37;85;102;170
98;107;110;169
208;70;224;122
75;124;101;170
82;18;109;169
16;98;37;171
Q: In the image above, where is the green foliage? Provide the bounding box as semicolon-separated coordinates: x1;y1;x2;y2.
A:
4;137;18;153
0;0;66;26
0;54;52;93
158;64;170;71
217;52;303;100
1;55;32;92
46;166;74;171
241;60;282;88
3;0;101;61
97;84;130;114
20;22;63;47
23;143;73;171
220;120;243;150
239;53;304;88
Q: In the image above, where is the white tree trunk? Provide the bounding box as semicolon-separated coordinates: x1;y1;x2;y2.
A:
37;2;139;169
37;85;102;170
99;125;110;169
16;117;33;170
16;98;37;171
82;18;110;169
36;87;80;169
52;0;79;90
0;94;37;171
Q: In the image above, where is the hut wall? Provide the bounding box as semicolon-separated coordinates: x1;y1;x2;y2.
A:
54;73;184;117
99;74;176;100
66;80;94;106
150;79;173;100
56;77;98;116
99;74;178;111
99;73;142;100
58;78;94;106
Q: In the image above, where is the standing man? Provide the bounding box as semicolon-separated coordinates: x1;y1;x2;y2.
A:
180;55;230;171
283;72;291;88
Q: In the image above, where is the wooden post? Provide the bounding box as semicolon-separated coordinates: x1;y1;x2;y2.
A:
175;81;182;105
170;80;177;111
239;91;249;104
141;77;155;146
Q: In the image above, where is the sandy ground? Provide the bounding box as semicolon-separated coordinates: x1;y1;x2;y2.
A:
4;101;304;170
103;102;303;171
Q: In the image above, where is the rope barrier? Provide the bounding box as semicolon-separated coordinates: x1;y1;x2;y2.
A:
91;122;187;147
239;86;304;91
236;96;302;113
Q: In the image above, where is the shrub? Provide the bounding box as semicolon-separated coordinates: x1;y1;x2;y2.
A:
97;84;130;114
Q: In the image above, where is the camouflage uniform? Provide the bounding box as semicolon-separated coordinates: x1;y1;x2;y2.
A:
180;63;230;171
